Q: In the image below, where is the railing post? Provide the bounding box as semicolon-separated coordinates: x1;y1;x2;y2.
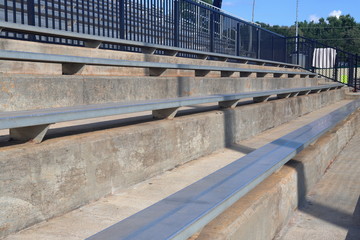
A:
236;23;241;56
257;28;261;59
210;12;215;52
27;0;35;26
354;54;358;92
311;40;315;72
119;0;125;39
271;35;274;61
174;0;180;47
27;0;36;40
284;37;287;63
296;36;300;65
348;56;355;90
334;48;339;82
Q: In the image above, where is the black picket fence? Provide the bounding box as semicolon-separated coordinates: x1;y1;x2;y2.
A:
0;0;286;61
0;0;358;90
287;36;359;90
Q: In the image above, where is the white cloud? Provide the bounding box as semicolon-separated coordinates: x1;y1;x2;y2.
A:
309;14;320;23
329;10;342;18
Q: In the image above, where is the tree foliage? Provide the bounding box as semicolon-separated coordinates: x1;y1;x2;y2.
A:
258;14;360;55
201;0;213;4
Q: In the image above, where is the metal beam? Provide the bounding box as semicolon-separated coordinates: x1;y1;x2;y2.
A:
0;84;344;136
0;50;316;77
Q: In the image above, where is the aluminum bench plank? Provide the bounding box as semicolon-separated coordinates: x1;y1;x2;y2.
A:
86;98;360;240
0;84;342;130
0;50;315;76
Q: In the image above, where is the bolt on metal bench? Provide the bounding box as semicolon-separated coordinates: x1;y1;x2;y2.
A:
86;98;360;240
0;84;343;143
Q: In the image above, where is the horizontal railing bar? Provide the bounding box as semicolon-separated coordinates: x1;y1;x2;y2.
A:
0;49;314;75
0;84;342;130
86;98;360;240
0;22;299;68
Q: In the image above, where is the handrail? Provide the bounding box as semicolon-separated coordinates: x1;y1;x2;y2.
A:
1;84;343;143
86;98;360;240
0;22;299;69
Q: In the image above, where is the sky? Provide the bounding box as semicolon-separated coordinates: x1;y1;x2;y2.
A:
221;0;360;26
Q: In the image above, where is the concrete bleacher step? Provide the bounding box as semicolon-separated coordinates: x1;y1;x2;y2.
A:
0;74;323;112
0;36;305;77
274;131;360;240
0;87;346;238
2;99;356;240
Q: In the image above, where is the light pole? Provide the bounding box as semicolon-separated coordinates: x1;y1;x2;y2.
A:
252;0;256;23
295;0;299;52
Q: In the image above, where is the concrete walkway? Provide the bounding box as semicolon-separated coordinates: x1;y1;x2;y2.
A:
276;129;360;240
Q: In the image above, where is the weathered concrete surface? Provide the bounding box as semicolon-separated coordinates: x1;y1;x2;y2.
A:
0;61;61;75
0;75;320;111
1;100;353;240
275;129;360;240
192;104;360;240
0;90;344;238
0;39;305;76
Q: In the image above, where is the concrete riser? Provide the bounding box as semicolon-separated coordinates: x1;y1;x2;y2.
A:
0;75;320;111
194;102;360;239
0;89;344;238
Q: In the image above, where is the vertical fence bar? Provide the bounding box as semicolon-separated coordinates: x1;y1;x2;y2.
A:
334;48;339;82
257;28;261;59
355;54;358;91
236;22;240;56
271;35;274;61
27;0;36;40
27;0;36;26
119;0;125;39
173;0;179;47
209;11;214;52
4;0;8;22
296;36;300;65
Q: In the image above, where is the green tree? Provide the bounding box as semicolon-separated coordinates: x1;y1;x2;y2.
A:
257;14;360;55
201;0;213;4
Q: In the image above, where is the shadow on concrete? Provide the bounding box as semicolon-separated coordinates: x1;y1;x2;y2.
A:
287;159;308;207
228;144;256;154
345;196;360;240
221;99;258;152
288;159;360;238
177;77;190;97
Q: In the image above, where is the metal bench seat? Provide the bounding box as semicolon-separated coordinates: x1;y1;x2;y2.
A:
0;49;315;77
0;84;343;143
86;98;360;240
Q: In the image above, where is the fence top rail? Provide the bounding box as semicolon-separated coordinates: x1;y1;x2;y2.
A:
0;83;343;130
287;36;356;57
0;49;314;76
85;97;360;240
0;22;300;68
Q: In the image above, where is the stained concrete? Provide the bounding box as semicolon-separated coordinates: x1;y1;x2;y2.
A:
0;90;344;237
275;129;360;240
193;103;360;240
2;100;356;240
0;74;320;111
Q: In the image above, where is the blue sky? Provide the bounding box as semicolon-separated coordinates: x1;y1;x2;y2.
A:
221;0;360;26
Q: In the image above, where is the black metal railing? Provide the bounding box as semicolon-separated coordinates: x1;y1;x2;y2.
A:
0;0;286;62
287;36;359;90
